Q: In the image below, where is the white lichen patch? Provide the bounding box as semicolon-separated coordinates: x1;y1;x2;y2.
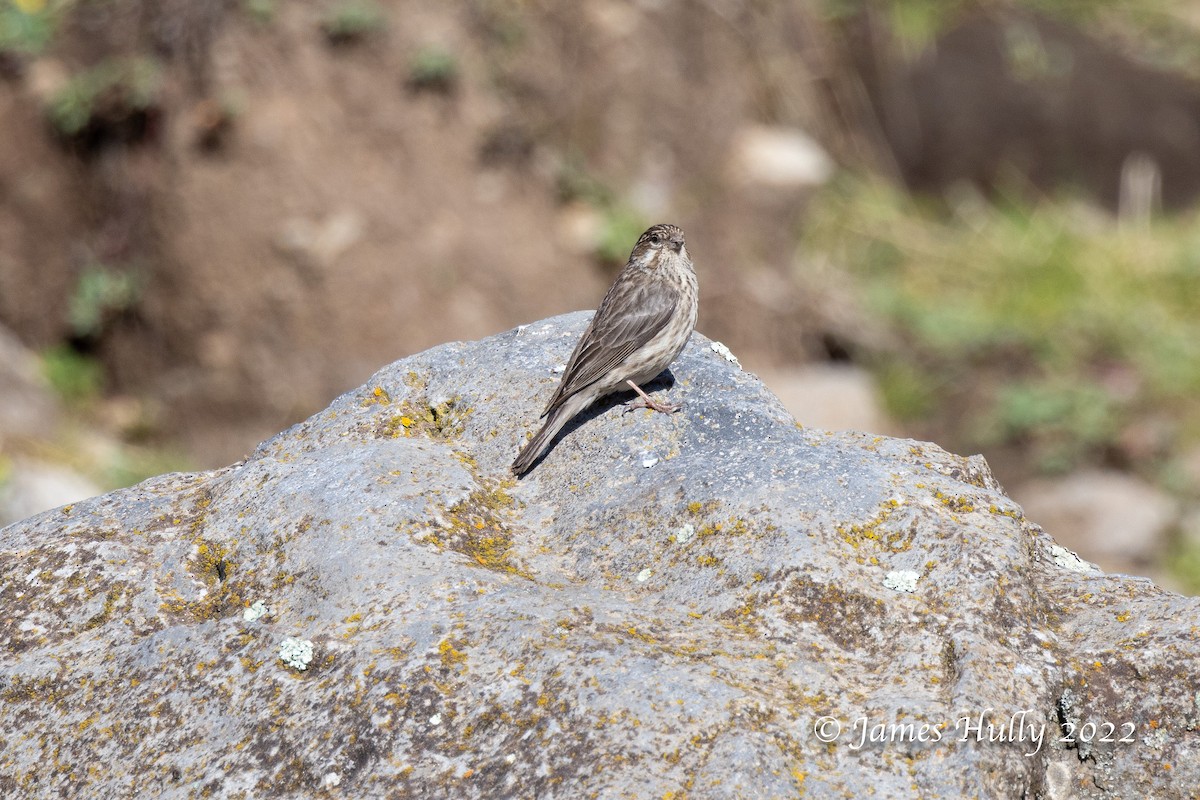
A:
641;456;659;469
883;570;920;593
279;637;314;670
675;523;695;545
1048;544;1101;573
243;600;269;622
710;341;741;367
429;713;442;725
636;568;653;583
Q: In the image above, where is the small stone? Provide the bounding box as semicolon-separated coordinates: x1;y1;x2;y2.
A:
275;210;365;273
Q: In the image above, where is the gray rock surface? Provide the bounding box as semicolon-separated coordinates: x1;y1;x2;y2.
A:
2;312;1198;799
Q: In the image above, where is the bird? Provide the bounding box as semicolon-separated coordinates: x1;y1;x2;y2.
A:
512;223;698;475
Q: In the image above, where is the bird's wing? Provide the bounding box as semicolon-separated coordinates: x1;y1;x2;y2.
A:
543;272;677;416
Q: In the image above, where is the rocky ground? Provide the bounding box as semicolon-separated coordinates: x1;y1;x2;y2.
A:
2;1;1198;590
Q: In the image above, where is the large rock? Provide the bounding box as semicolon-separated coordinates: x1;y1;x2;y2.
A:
1;313;1197;799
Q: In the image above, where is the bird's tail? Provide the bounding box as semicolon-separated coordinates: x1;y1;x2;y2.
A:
512;392;593;475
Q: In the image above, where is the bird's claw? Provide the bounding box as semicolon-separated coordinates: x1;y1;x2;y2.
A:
623;397;681;414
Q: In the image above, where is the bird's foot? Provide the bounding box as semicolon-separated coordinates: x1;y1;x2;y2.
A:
623;380;681;414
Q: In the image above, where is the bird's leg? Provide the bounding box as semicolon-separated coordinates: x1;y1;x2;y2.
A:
623;379;681;414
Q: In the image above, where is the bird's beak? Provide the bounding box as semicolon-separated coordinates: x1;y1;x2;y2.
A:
669;238;684;253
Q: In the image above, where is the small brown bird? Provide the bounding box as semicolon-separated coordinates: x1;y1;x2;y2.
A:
512;223;698;475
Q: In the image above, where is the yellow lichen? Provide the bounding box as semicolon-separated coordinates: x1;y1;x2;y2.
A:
438;638;469;671
363;386;392;406
420;478;530;578
934;491;975;513
377;397;471;441
835;500;912;552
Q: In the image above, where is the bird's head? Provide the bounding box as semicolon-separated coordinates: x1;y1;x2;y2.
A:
630;223;688;267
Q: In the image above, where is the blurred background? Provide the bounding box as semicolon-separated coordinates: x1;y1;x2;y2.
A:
2;0;1200;591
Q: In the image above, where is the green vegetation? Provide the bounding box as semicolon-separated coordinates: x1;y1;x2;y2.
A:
556;158;649;266
68;264;141;339
243;0;275;25
803;176;1200;587
408;46;459;92
100;446;191;490
819;1;1200;77
46;57;162;136
1166;536;1200;595
0;0;61;56
803;177;1200;472
594;207;648;266
42;344;103;406
320;0;385;44
39;345;192;488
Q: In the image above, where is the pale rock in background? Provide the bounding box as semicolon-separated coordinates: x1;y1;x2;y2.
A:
758;363;895;436
0;457;102;527
0;325;60;445
728;124;835;189
1015;469;1179;573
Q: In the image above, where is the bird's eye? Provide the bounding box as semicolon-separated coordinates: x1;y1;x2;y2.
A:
649;233;662;245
